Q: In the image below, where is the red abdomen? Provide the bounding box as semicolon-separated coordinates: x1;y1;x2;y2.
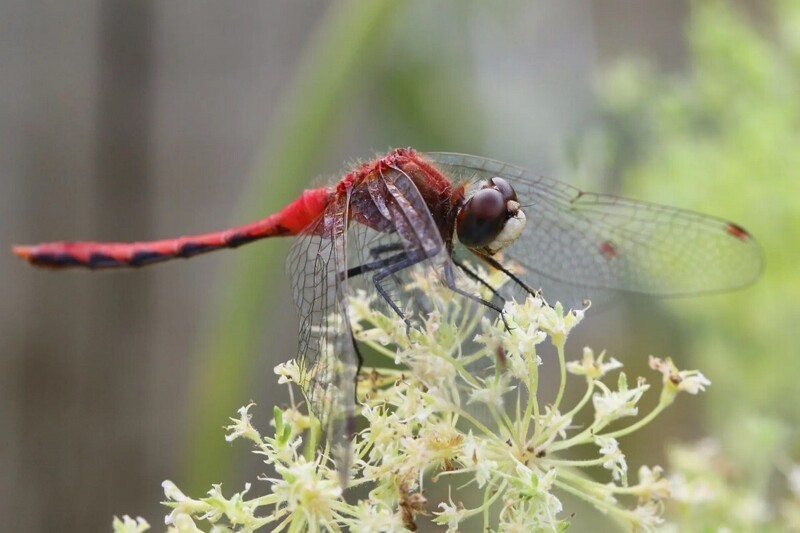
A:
13;187;332;269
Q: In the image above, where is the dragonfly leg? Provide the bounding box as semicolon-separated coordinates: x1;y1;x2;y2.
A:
351;332;366;403
371;249;430;333
345;250;408;279
368;243;438;316
368;243;409;296
346;246;434;332
345;245;427;388
347;240;420;280
453;258;506;307
479;254;546;301
443;261;511;330
367;242;406;257
349;249;511;330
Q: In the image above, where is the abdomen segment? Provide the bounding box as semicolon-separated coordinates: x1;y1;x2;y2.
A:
13;187;332;269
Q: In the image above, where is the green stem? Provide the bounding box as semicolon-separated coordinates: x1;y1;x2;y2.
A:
482;479;492;531
554;480;633;531
271;513;292;533
598;396;671;440
525;355;542;443
448;403;504;442
482;478;507;514
303;418;322;462
361;340;401;362
489;403;516;442
533;379;594;449
563;379;595;421
548;427;593;453
360;333;484;390
552;340;568;413
558;466;625;495
454;479;505;524
532;339;569;447
544;456;608;468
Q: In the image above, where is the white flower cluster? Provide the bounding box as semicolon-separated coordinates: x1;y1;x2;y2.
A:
115;266;712;532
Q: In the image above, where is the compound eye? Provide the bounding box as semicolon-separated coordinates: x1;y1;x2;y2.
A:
456;188;506;248
489;177;517;203
471;188;505;218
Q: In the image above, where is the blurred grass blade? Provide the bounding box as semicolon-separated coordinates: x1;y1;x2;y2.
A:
182;0;401;491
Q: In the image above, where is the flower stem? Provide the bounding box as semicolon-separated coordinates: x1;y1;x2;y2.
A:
554;479;633;530
599;397;671;440
521;352;541;442
552;340;568;413
563;379;595;421
544;456;608;468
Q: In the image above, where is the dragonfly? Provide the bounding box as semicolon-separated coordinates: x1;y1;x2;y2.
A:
13;147;762;470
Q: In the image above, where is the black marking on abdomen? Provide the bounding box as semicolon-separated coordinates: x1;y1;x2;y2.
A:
179;242;216;257
226;233;252;248
270;225;292;236
89;253;124;268
131;251;169;266
33;253;83;267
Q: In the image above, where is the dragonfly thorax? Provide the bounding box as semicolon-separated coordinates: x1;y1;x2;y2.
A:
455;177;527;255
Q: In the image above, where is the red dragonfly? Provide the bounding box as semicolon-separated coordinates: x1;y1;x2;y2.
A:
13;148;762;455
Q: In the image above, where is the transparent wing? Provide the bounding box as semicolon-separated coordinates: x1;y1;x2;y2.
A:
285;165;456;476
427;152;763;307
345;165;502;426
346;164;453;324
286;192;356;474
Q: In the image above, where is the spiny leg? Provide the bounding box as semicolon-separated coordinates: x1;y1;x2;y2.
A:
371;249;430;333
346;248;409;279
347;246;432;331
453;258;506;307
348;242;436;318
368;242;435;316
367;242;405;257
350;249;510;330
366;243;411;300
345;248;414;383
341;244;413;405
479;254;545;300
477;254;570;315
443;261;511;330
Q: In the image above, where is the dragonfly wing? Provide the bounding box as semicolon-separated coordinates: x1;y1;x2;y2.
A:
286;192;356;477
285;166;455;479
427;152;763;308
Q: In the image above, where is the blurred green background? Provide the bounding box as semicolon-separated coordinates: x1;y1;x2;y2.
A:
1;1;797;531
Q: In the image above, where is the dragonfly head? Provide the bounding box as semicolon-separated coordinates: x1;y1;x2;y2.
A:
456;177;527;255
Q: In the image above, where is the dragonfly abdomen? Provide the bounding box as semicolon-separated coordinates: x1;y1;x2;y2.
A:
13;187;333;269
14;237;237;269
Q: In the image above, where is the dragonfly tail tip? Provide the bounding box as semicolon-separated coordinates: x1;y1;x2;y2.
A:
11;245;34;261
